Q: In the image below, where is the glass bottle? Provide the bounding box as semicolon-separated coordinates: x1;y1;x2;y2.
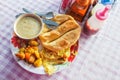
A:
66;0;91;22
59;0;72;13
83;6;110;36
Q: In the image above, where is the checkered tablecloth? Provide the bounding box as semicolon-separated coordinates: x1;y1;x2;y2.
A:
0;0;120;80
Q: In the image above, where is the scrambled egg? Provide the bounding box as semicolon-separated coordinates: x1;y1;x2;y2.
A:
16;39;71;75
43;61;56;75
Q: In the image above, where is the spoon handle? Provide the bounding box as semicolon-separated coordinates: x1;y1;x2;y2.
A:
43;19;59;26
15;13;24;18
23;8;32;13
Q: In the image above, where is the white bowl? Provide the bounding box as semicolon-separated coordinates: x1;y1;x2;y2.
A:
14;13;43;39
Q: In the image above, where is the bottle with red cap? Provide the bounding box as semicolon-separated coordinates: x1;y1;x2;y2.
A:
59;0;72;13
83;5;111;36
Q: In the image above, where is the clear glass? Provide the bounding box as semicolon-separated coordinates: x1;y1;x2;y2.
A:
59;0;74;13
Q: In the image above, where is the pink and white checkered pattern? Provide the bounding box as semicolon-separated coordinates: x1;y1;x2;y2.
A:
0;0;120;80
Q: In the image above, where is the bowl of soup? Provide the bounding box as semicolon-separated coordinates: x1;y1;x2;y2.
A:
14;13;43;39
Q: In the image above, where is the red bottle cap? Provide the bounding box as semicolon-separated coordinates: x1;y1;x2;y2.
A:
96;5;111;20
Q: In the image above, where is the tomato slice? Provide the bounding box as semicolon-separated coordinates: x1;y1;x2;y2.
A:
68;54;75;62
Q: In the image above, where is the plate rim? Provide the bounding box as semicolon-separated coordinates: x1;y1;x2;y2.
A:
10;35;77;75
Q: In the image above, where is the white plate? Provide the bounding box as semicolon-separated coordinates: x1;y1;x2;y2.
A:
10;34;78;74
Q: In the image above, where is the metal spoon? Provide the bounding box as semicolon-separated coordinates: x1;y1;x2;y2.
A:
22;8;58;29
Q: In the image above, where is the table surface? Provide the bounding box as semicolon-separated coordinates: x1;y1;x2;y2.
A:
0;0;120;80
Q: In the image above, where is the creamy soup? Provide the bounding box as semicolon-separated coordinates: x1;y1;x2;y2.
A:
16;17;41;39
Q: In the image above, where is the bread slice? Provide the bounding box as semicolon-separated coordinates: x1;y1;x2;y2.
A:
51;14;74;24
39;14;81;52
40;20;79;42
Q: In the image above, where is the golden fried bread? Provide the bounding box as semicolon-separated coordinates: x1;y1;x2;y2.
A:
40;30;60;42
61;27;80;45
43;38;69;52
39;14;81;52
57;20;79;34
42;27;80;52
40;20;79;43
52;14;74;24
